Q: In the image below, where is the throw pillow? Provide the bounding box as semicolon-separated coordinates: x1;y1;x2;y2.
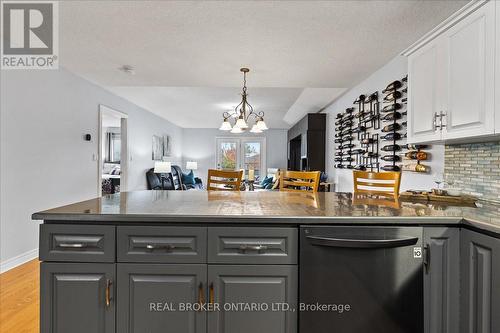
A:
182;170;196;185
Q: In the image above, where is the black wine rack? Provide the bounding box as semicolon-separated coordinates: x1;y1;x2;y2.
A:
333;74;432;173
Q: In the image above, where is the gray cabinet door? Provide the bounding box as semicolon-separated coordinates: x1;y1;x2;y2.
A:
423;227;460;333
117;264;207;333
208;265;297;333
41;263;115;333
460;229;500;333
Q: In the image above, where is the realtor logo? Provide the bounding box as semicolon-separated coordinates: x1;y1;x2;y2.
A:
1;1;58;69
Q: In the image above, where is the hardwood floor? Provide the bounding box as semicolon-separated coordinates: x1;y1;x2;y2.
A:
0;260;39;333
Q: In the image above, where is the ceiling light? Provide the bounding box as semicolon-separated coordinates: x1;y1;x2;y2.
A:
219;68;267;133
230;127;244;134
219;119;232;131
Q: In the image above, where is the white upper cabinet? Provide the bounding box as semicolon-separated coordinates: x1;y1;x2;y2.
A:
441;1;495;140
405;1;496;144
407;40;444;143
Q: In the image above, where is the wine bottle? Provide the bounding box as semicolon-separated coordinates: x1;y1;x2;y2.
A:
342;157;354;162
381;144;401;152
351;148;365;154
382;80;402;93
381;132;402;141
402;75;408;82
405;151;428;161
382;103;402;113
361;114;378;122
402;121;407;127
402;163;429;173
382;165;401;172
341;143;355;149
352;126;367;133
336;113;343;119
334;138;343;143
335;164;344;169
354;164;366;171
365;92;378;102
342;135;353;142
382;123;401;132
361;138;375;145
334;157;342;162
363;152;378;158
346;165;354;169
403;144;428;150
381;112;402;121
381;155;401;162
345;107;355;113
355;111;370;118
354;95;366;103
384;91;402;101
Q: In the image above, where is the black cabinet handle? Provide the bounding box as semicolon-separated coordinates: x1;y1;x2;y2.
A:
423;244;430;273
306;235;418;249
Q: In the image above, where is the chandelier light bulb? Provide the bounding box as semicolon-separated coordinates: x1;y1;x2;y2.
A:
219;120;232;131
230;126;244;134
250;124;262;133
256;119;268;130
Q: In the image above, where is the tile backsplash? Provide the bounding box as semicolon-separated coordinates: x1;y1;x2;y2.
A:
445;141;500;202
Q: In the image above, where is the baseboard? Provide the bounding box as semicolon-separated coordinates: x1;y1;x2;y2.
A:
0;248;39;273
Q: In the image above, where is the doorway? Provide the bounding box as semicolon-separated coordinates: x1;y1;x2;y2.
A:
98;105;128;196
215;137;266;181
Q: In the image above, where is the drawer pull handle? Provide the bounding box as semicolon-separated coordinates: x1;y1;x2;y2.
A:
239;244;268;253
145;244;175;251
197;282;205;310
105;279;113;308
209;282;215;306
58;243;87;248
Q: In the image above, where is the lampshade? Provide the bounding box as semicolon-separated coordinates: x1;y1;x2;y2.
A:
235;117;248;129
154;161;172;174
186;161;198;170
219;120;232;131
230;127;243;134
256;119;268;130
250;124;262;133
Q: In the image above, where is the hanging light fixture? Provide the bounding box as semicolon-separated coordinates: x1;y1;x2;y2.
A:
219;68;268;133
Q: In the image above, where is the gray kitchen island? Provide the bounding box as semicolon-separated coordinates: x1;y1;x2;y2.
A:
33;191;500;333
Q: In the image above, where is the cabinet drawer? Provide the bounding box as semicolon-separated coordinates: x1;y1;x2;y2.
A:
117;226;207;263
208;227;298;264
39;224;115;262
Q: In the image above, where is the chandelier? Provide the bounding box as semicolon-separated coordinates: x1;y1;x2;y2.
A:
219;68;268;133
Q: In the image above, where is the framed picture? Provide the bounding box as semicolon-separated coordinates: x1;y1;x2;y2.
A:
163;135;171;157
152;135;163;161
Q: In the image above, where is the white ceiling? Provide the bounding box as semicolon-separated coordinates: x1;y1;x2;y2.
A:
59;0;467;128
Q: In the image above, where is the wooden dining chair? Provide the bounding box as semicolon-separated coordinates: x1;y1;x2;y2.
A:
353;171;402;196
279;170;321;193
207;169;243;191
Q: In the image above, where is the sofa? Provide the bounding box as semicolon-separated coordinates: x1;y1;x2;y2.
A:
146;164;203;190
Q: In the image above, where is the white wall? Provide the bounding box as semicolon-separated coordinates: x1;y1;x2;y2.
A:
181;128;288;184
0;68;183;271
322;56;445;192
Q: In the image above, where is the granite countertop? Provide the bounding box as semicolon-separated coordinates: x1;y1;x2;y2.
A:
32;191;500;236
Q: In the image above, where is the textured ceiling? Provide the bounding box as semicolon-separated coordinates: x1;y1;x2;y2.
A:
58;0;467;128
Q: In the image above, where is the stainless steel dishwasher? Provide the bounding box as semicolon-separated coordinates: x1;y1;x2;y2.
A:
300;226;423;333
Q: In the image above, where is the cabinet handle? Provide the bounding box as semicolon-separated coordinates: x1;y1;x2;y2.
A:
105;279;113;308
433;112;440;131
197;282;205;309
238;244;268;253
423;244;430;274
145;244;175;251
58;243;87;248
209;282;215;306
439;111;446;129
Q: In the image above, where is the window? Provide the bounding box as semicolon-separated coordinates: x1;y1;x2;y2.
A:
216;137;266;181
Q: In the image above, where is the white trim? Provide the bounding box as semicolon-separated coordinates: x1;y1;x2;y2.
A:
0;248;38;274
98;104;129;197
401;0;488;56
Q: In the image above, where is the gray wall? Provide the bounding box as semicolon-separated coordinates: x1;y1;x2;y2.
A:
181;128;288;184
445;142;500;203
321;55;445;192
0;68;183;271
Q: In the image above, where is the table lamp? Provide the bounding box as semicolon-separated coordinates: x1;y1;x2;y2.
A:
186;161;198;171
154;161;172;189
